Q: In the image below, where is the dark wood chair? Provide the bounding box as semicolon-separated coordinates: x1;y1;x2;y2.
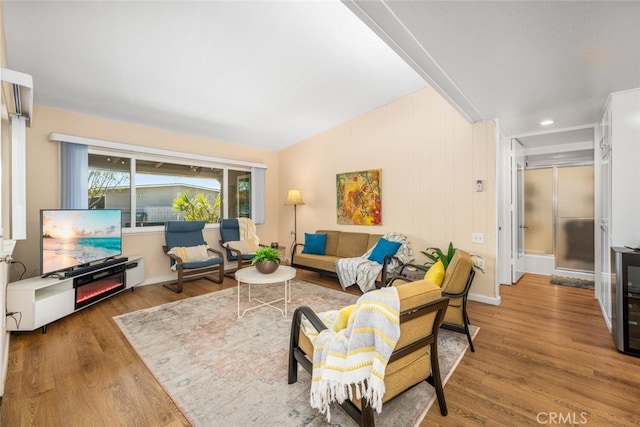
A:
390;250;477;352
288;279;450;426
438;250;476;352
162;220;224;293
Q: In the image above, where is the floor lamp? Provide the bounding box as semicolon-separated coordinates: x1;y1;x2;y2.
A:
286;189;305;260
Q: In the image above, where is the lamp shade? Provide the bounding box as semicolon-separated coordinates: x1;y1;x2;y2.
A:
286;189;305;206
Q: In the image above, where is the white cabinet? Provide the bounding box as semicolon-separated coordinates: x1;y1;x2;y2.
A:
596;88;640;327
7;256;144;332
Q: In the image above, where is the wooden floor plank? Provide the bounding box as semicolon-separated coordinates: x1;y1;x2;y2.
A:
1;272;639;426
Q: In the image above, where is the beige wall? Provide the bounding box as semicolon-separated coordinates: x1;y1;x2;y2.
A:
278;87;497;301
10;105;279;283
10;86;497;301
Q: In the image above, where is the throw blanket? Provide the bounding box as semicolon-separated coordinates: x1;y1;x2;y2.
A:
237;218;259;252
335;232;413;292
309;287;400;421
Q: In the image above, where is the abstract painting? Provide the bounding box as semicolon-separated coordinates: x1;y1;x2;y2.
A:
336;169;382;225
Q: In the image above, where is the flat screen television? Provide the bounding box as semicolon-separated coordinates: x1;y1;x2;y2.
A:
40;209;122;277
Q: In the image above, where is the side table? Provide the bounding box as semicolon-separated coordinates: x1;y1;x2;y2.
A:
235;265;296;318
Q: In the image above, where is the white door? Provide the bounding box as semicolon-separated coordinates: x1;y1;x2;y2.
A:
597;106;612;319
512;139;526;283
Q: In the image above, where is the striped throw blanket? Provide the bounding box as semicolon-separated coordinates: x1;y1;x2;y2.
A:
309;287;400;421
237;218;259;252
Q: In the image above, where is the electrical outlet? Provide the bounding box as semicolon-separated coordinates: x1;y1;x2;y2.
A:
475;258;485;270
472;232;484;243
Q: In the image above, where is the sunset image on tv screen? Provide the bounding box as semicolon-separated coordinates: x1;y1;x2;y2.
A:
41;209;122;275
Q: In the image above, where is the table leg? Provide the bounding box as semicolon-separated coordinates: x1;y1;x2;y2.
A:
237;279;241;318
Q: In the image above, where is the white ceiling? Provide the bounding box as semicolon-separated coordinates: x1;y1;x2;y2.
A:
3;1;640;151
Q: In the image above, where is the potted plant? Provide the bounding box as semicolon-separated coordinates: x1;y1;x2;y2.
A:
252;247;281;274
421;241;456;269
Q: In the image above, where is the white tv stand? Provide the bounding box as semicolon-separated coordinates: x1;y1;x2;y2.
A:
6;256;144;333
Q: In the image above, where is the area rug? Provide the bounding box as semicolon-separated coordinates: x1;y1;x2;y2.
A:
114;279;478;426
550;275;595;289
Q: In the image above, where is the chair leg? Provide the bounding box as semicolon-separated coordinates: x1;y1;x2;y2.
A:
214;264;224;283
464;321;475;353
429;342;448;416
203;266;225;284
361;403;375;426
462;304;475;352
163;268;184;293
288;308;302;384
163;281;183;293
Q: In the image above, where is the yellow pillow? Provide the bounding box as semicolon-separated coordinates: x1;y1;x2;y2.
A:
424;260;445;286
331;305;356;332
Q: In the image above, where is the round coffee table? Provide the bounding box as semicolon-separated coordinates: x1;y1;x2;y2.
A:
235;265;296;319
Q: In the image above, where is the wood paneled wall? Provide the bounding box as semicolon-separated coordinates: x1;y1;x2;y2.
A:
278;87;497;301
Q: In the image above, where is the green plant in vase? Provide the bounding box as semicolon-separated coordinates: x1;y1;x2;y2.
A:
421;241;456;269
252;247;281;274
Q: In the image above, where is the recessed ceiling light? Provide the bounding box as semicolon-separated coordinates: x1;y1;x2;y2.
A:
540;119;554;126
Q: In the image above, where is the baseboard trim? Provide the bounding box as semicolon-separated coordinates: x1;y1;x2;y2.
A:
469;293;501;306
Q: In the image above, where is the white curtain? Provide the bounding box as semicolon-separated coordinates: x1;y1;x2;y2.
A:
60;142;88;209
252;167;265;224
10;116;26;239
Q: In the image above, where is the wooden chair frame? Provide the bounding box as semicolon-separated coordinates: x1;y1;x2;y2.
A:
441;268;476;352
162;245;224;293
218;218;264;277
389;261;477;352
162;221;224;293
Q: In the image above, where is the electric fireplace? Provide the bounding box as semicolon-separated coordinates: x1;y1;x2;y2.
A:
74;264;126;310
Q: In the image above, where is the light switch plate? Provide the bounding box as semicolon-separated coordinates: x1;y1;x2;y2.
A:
472;232;484;243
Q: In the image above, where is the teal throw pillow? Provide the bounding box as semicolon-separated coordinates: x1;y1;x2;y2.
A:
302;233;327;255
368;238;402;264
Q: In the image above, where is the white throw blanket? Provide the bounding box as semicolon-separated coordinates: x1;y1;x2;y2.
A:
309;287;400;421
335;232;413;292
237;218;259;252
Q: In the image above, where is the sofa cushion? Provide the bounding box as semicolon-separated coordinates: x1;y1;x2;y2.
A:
316;230;341;256
368;237;402;264
336;232;370;258
292;253;341;273
302;233;327;255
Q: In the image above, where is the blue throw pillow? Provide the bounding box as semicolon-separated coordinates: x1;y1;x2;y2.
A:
368;238;402;264
302;233;327;255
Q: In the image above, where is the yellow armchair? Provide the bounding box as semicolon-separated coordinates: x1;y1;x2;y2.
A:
288;279;449;426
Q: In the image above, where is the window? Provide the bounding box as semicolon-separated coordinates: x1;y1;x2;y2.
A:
87;151;255;229
55;134;266;229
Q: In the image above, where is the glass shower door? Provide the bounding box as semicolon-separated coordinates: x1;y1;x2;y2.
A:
556;166;595;271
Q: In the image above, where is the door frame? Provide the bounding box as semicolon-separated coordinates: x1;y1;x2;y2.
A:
498;125;597;286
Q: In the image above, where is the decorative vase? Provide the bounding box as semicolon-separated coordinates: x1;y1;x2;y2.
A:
254;261;279;274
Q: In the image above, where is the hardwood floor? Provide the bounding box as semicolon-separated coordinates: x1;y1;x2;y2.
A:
1;272;638;426
422;273;640;427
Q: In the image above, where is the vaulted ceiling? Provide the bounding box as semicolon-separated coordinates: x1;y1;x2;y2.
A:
3;1;639;150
